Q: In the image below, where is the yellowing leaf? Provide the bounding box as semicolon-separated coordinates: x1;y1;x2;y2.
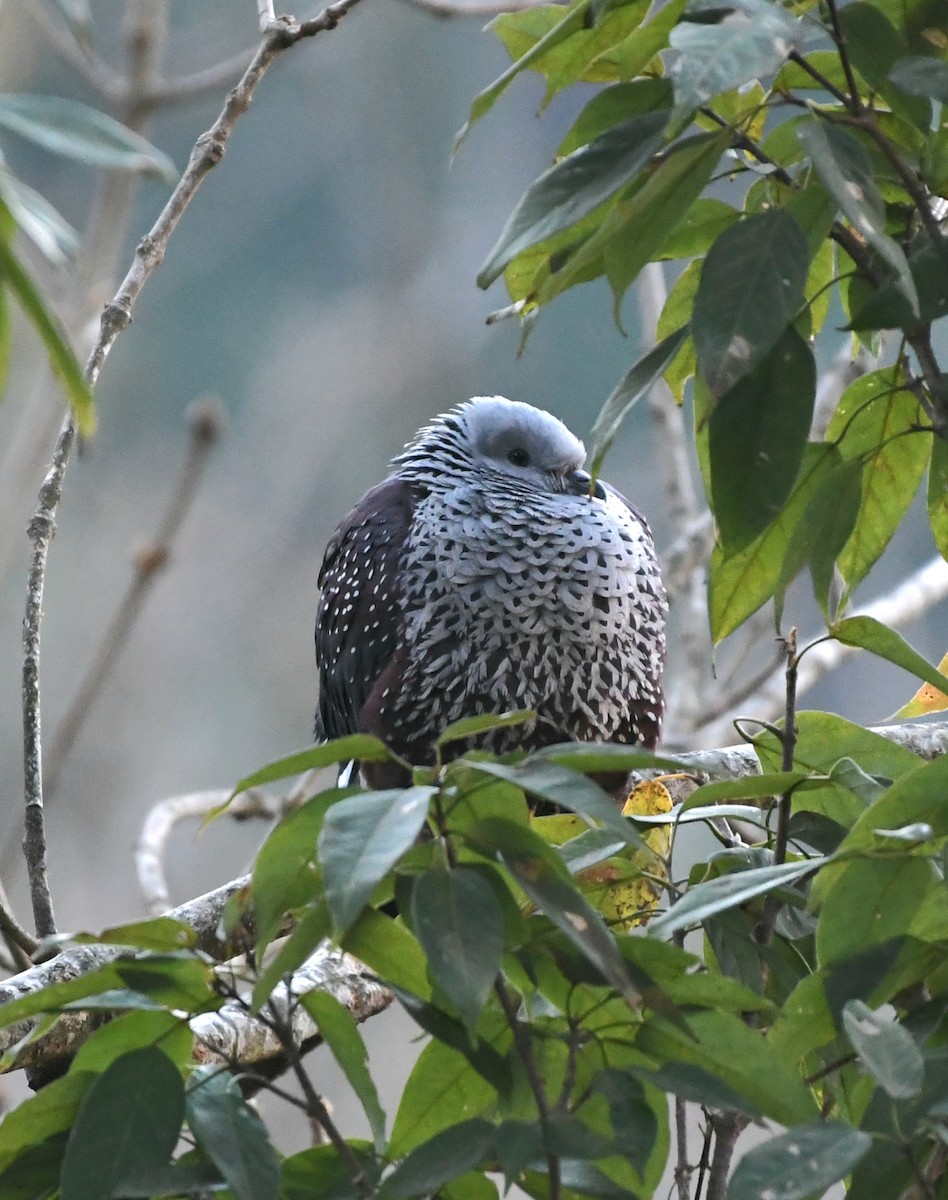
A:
892;650;948;718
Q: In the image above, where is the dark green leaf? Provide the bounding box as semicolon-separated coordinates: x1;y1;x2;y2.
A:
536;130;726;313
849;233;948;329
111;953;214;1010
186;1066;281;1200
0;240;94;435
775;456;862;620
650;858;821;937
410;867;503;1030
594;1069;658;1169
828;757;886;805
842;1000;924;1099
693;209;809;397
728;1121;872;1200
60;1048;184;1200
282;1142;379;1200
709;327;815;551
839;753;948;852
79;916;196;951
385;1121;496;1198
657;196;739;260
709;443;838;640
318;786;435;936
0;961;129;1030
629;1061;763;1118
668;0;801;116
557;80;673;156
797;119;919;315
588;325;689;477
477;110;668;286
0;170;78;263
468;817;643;1006
0;94;176;181
829;616;948;696
302;991;387;1153
889;55;948;102
601;131;726;321
232;735;391;796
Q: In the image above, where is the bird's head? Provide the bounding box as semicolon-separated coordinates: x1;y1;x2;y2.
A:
394;396;605;498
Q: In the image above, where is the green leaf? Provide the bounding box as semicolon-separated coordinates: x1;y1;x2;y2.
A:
251;903;331;1012
477;110;668;287
468;817;643;1007
465;758;651;853
232;735;391;796
649;858;821;938
775;456;863;620
728;1121;872;1200
849;233;948;330
436;710;534;747
252;787;349;955
929;435;948;558
668;0;801;117
593;1069;658;1170
657;196;739;260
797;119;919;316
0;1072;92;1175
282;1142;379;1200
302;991;387;1153
410;867;503;1030
0;94;177;182
839;753;948;853
186;1066;281;1200
842;1000;924;1099
536;130;726;313
825;368;929;599
889;55;948;102
60;1048;184;1200
457;0;591;147
829;616;948;696
709;443;838;641
602;131;726;321
636;1007;818;1125
816;857;934;965
709;327;815;552
557;80;673;156
71;1010;192;1075
342;909;433;1000
318;786;435;936
0;170;78;264
80;916;196;951
692;208;809;397
386;1120;496;1198
389;1032;499;1156
588;325;689;477
0;240;94;435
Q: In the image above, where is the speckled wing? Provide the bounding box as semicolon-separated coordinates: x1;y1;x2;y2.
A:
603;481;667;750
314;478;418;742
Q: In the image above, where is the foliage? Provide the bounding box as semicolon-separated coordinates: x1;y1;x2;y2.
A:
1;1;948;1199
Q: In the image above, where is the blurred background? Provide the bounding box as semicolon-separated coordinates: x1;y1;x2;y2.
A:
0;0;944;1152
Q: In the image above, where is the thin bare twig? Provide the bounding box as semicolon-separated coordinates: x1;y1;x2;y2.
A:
45;399;223;797
19;0;363;952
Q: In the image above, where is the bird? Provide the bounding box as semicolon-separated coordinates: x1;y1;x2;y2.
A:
314;396;667;789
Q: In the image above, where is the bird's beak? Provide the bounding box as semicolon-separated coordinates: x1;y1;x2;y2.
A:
564;468;606;499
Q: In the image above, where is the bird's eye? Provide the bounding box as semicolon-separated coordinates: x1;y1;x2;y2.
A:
508;447;531;467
